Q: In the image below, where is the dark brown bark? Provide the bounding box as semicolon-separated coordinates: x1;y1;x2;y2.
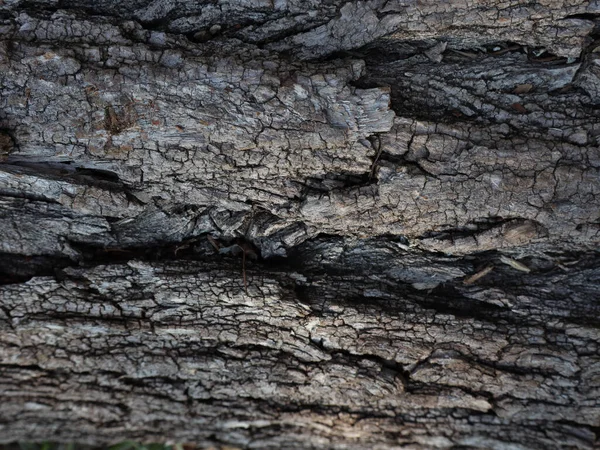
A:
0;1;599;448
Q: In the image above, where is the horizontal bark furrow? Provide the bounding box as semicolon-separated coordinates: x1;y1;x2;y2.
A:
0;253;599;447
10;1;598;59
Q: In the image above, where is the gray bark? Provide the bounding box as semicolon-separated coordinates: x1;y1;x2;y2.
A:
0;0;599;448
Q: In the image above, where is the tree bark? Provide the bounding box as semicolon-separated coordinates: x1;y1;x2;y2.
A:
0;1;599;448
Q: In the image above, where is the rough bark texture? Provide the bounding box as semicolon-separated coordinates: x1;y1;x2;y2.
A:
0;1;599;448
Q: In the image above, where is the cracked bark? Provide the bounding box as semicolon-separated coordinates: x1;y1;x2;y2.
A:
0;1;599;448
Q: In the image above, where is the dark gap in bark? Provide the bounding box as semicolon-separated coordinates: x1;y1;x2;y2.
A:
0;189;61;204
0;253;73;285
290;283;316;306
576;218;600;231
324;346;411;386
351;75;472;124
3;2;61;15
279;233;353;274
291;271;525;328
375;152;440;178
0;444;99;450
0;10;14;21
249;18;333;47
0;130;16;161
18;0;150;18
320;48;414;65
417;217;509;240
0;231;294;286
74;167;121;183
564;13;600;21
351;43;581;123
284;233;443;276
64;239;217;265
292;170;374;195
1;160;127;191
410;283;514;316
325;39;531;68
133;5;321;46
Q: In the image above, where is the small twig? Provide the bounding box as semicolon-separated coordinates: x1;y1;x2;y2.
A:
500;255;531;272
207;235;221;252
174;238;198;256
463;266;494;285
529;55;565;63
369;135;383;180
448;49;478;59
490;45;521;56
242;249;248;295
174;243;188;256
236;240;257;295
208;235;253;294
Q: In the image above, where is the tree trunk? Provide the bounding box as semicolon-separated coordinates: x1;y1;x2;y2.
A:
1;1;599;448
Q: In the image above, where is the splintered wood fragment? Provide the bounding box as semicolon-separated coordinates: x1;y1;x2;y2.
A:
174;238;200;256
500;256;531;272
242;249;248;294
0;132;14;161
511;103;527;114
369;136;383;180
235;241;257;295
207;235;221;252
463;265;494;285
490;45;521;55
425;41;447;63
513;83;533;94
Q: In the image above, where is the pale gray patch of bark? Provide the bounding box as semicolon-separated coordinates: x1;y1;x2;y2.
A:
0;9;598;259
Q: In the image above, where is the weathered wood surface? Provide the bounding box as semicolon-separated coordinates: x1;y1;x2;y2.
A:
0;1;599;448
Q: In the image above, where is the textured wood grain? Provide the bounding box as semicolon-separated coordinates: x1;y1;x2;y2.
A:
0;1;599;448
